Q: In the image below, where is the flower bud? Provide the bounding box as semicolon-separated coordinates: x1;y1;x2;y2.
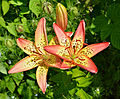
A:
16;24;24;33
56;3;67;31
5;39;14;47
43;2;53;14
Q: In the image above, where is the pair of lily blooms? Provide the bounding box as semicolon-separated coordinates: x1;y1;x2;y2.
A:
8;18;110;94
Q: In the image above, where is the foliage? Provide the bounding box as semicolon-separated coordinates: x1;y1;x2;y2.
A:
0;0;120;98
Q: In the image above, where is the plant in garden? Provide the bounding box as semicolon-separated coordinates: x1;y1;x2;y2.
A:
8;18;62;94
44;20;110;73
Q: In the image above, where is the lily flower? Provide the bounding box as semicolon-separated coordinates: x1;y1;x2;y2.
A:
8;18;62;94
50;3;73;45
44;20;110;73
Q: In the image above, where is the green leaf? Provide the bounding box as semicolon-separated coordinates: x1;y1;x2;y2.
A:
29;0;41;17
72;68;86;78
0;80;6;91
107;4;120;23
6;78;16;93
6;23;17;36
17;83;25;95
12;72;24;86
100;24;112;40
21;17;30;33
110;23;120;49
26;72;36;80
20;6;30;15
26;87;33;99
69;88;76;96
76;89;93;99
0;62;7;74
93;15;108;32
0;17;6;28
0;93;9;99
2;0;9;15
75;77;92;87
9;0;23;6
111;28;120;49
47;35;54;42
26;79;35;86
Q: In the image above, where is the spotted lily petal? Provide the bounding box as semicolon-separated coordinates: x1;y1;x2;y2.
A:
53;23;71;47
44;54;62;68
49;32;73;46
8;55;43;73
79;42;110;58
60;60;76;69
71;20;85;54
17;38;38;55
44;45;72;61
36;65;48;94
65;32;73;37
35;18;48;54
74;55;98;73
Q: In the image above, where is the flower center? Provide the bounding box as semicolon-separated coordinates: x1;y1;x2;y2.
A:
42;55;49;60
71;54;76;60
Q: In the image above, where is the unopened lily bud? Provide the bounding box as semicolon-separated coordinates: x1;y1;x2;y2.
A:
5;39;14;47
16;24;24;33
43;2;53;14
56;3;67;31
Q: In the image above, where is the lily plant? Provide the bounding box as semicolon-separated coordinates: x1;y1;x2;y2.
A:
50;3;73;45
8;18;63;94
44;20;110;73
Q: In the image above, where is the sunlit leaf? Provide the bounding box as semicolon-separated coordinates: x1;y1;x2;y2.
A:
9;0;23;6
11;72;24;86
0;62;7;74
0;17;6;28
21;17;30;33
6;78;16;93
72;68;86;78
75;77;92;87
2;0;9;15
6;23;17;36
0;93;9;99
29;0;41;17
76;89;92;99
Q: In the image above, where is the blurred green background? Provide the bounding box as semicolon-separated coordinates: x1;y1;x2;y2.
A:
0;0;120;99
